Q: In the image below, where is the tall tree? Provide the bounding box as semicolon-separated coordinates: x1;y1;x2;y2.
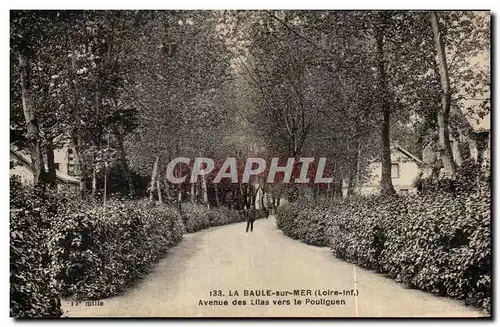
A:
430;11;456;176
11;11;48;186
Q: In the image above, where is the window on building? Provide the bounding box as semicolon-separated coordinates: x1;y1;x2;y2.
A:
54;163;60;171
391;163;399;178
68;163;78;176
68;148;74;163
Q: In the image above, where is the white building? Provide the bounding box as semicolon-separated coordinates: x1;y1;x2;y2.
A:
10;143;80;192
344;144;422;196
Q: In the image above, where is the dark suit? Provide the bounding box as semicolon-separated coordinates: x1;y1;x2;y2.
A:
246;208;256;232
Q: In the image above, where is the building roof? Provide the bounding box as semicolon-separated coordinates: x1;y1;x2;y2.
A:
453;100;491;135
10;146;80;185
368;144;422;165
394;145;423;164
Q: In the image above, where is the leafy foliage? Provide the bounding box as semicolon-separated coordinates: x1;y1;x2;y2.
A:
180;203;212;233
207;206;247;227
10;178;63;318
414;159;490;194
13;191;249;305
276;198;330;247
48;199;184;299
181;203;261;232
276;186;491;312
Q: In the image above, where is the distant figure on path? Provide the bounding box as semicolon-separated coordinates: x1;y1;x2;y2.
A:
246;204;256;232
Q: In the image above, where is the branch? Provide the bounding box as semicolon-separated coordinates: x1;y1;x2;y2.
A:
238;57;294;138
269;13;330;55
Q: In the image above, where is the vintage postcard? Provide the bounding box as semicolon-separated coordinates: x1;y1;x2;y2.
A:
9;9;491;318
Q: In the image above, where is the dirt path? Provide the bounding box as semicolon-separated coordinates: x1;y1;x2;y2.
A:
62;217;485;317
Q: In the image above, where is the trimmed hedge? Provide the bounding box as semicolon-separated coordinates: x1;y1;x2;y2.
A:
48;199;185;299
181;203;212;232
276;185;491;312
10;179;63;318
181;203;266;232
208;206;247;227
276;199;330;246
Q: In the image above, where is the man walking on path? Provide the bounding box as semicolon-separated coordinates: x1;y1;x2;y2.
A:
246;204;256;232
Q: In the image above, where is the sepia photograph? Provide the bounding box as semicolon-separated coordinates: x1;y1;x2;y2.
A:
8;7;491;319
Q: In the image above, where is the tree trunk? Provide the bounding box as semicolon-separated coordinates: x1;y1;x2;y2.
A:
333;177;343;198
476;138;487;167
380;108;395;195
347;174;355;197
214;183;220;207
430;12;457;176
375;16;396;195
178;187;183;202
347;140;360;197
356;143;362;194
149;155;159;202
201;172;208;205
248;184;253;206
69;47;85;196
93;89;102;198
113;127;135;197
18;51;45;186
164;179;172;202
190;182;195;203
248;185;252;206
157;179;163;204
451;136;463;166
46;137;57;187
176;160;183;212
251;185;258;207
269;191;275;213
196;179;201;202
177;188;183;216
103;161;107;206
176;155;183;204
77;155;85;195
73;139;86;196
239;183;247;209
91;161;97;197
